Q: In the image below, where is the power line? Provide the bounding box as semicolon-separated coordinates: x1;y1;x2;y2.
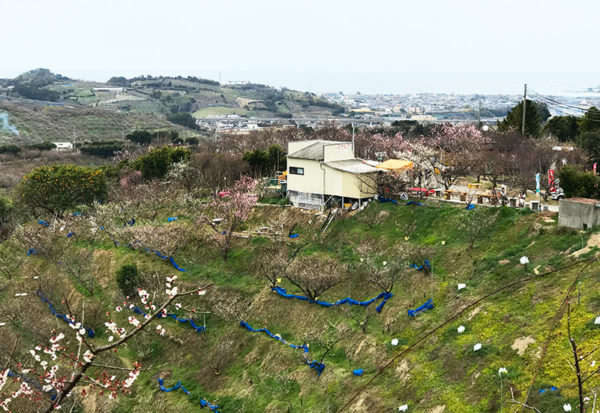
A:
337;257;596;412
529;90;596;113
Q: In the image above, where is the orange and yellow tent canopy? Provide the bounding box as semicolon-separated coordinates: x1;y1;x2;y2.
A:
375;159;413;171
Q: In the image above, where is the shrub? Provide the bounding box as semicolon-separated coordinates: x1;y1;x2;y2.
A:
166;112;199;130
0;144;21;154
133;146;190;180
0;196;14;241
116;264;140;297
558;165;600;198
79;141;125;158
13;84;60;101
15;164;107;216
126;130;153;145
27;141;56;151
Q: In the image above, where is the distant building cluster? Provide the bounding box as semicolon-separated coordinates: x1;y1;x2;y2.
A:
322;92;521;121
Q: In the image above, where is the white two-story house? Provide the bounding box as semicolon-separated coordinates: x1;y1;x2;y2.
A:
286;140;379;210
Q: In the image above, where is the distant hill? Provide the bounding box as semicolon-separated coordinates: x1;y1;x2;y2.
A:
0;69;344;143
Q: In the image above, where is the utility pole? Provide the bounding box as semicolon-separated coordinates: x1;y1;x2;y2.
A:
351;122;355;156
521;83;527;136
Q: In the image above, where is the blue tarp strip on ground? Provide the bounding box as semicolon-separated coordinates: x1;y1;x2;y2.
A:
271;286;393;313
27;248;37;256
240;320;309;353
167;217;178;222
465;204;475;210
305;360;326;376
157;379;219;412
378;196;398;204
353;369;364;376
289;234;299;238
38;220;50;227
0;365;58;400
406;201;426;206
407;298;435;317
37;290;94;337
539;386;558;393
131;306;206;334
101;229;187;272
409;259;431;271
157;378;191;394
67;231;75;238
240;321;325;376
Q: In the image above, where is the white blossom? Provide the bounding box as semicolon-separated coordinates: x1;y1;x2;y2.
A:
82;350;94;363
457;325;465;333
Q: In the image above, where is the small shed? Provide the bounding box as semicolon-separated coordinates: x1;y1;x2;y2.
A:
558;198;600;230
52;142;74;151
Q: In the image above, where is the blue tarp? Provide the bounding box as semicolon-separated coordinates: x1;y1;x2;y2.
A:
101;228;187;272
289;234;299;239
240;320;309;353
378;196;398;204
167;217;178;222
305;360;326;376
131;306;206;334
157;378;191;395
353;369;364;376
27;248;37;256
157;379;219;412
271;286;393;313
538;386;558;393
38;220;50;227
72;212;82;216
240;321;326;376
408;298;434;317
406;201;426;206
37;290;94;337
409;259;431;271
0;365;57;400
67;231;75;238
465;204;475;210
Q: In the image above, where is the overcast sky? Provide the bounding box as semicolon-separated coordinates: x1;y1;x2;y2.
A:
2;0;598;94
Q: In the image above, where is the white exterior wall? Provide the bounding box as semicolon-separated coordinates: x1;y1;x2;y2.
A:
344;173;376;199
287;158;324;195
323;143;354;162
323;165;344;197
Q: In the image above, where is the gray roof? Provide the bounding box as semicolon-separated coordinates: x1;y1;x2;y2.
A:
287;140;346;160
324;159;380;174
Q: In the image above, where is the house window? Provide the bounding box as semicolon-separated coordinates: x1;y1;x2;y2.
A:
290;167;304;175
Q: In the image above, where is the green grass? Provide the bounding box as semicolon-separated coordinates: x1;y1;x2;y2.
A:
192;106;249;118
4;200;600;412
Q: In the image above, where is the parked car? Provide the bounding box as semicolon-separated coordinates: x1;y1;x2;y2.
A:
551;188;564;200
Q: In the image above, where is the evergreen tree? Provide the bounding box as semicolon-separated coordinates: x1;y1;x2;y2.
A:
498;99;542;137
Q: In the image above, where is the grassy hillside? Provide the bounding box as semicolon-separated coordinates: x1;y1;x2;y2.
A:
1;200;599;412
0;101;190;144
0;69;343;144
